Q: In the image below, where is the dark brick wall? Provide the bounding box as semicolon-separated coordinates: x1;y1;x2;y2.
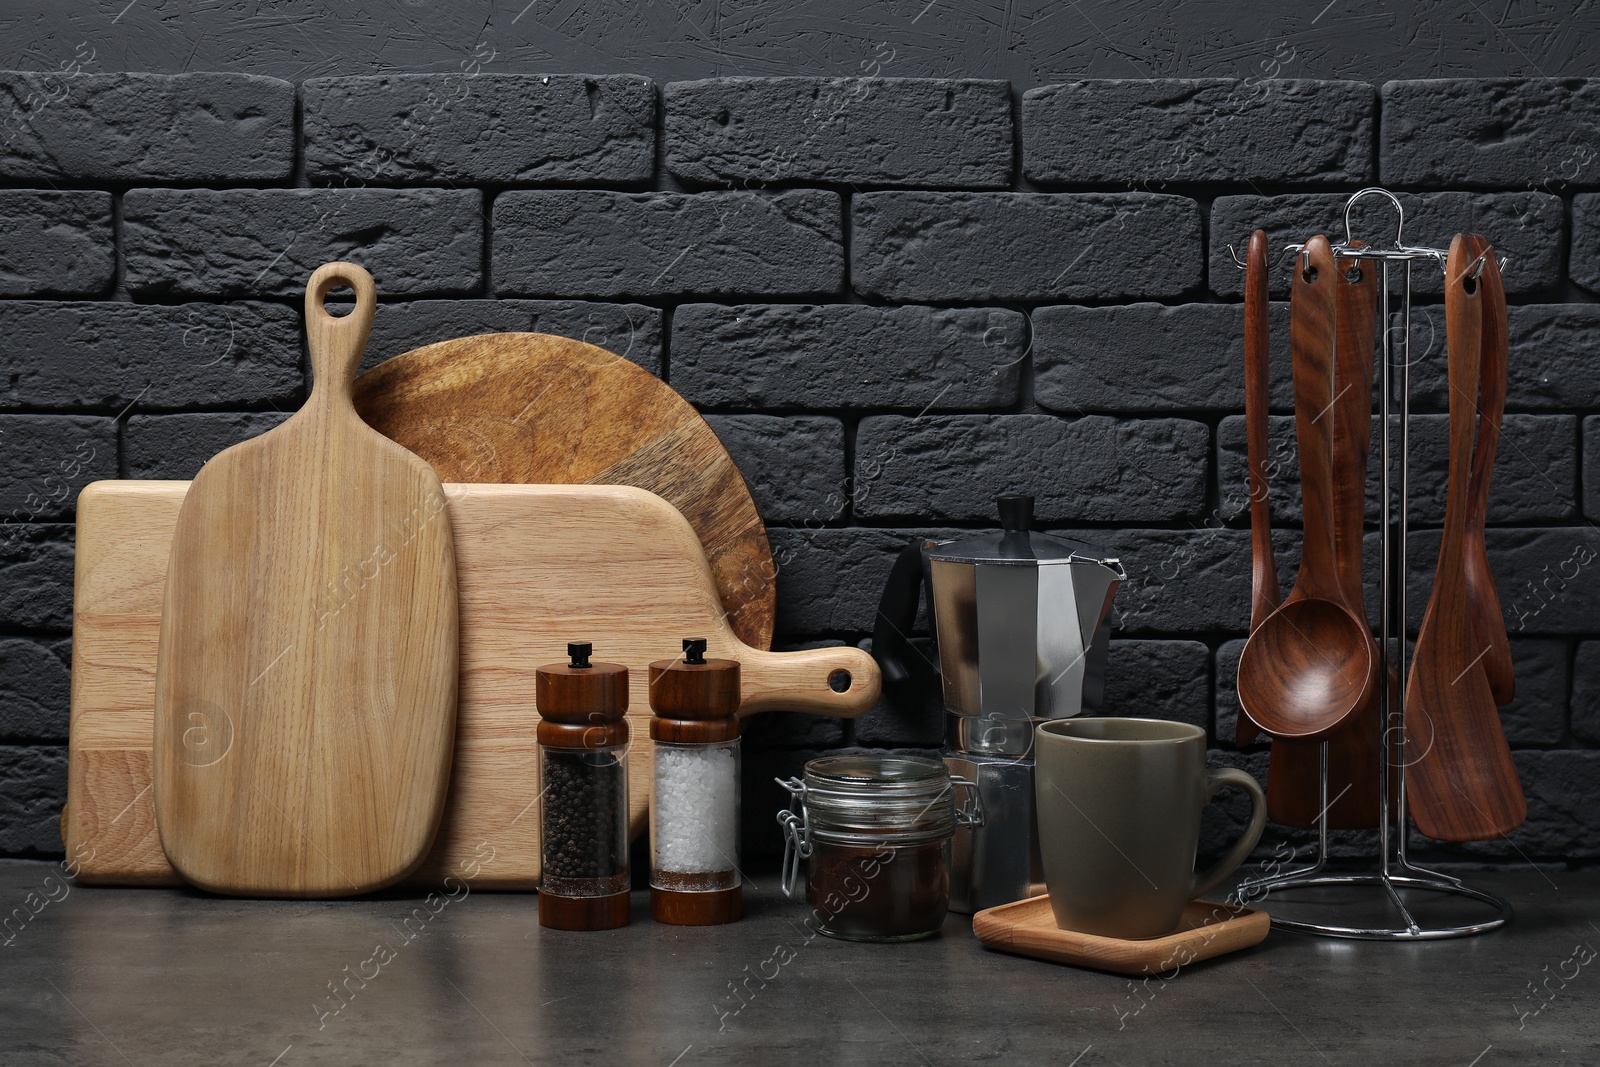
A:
1;70;1597;868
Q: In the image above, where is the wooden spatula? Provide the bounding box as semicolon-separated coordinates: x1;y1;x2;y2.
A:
1236;229;1275;748
1404;236;1525;842
153;263;459;897
1465;234;1514;706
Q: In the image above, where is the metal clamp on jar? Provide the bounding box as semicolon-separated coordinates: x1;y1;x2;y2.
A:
871;495;1124;913
776;754;982;942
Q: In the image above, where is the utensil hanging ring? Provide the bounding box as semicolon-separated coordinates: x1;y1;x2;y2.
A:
1342;186;1407;250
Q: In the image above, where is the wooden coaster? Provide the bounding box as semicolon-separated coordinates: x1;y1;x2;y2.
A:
973;895;1269;975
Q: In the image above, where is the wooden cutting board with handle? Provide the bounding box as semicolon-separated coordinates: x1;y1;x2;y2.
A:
152;263;459;897
66;482;878;890
352;333;775;651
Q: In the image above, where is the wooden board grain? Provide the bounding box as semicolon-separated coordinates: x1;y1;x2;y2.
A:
973;895;1270;975
66;481;879;891
154;264;458;897
352;332;775;651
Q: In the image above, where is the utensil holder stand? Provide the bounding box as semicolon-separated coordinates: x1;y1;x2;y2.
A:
1231;188;1513;940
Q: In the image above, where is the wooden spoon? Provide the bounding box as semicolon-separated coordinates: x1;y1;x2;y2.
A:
1267;244;1384;827
1404;235;1526;842
1237;235;1374;743
1236;229;1276;748
1465;233;1514;705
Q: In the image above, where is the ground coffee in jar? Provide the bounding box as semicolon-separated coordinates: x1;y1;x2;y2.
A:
536;642;630;931
777;754;981;942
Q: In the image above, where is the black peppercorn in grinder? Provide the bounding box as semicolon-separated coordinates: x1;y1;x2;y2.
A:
535;641;631;931
871;496;1125;913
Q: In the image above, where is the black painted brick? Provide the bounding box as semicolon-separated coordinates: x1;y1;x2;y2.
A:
0;525;72;633
1587;418;1600;521
1381;79;1600;189
0;745;65;854
303;74;655;186
665;77;1012;188
0;302;301;413
1111;527;1252;635
853;414;1209;523
0;191;112;296
0;71;293;182
1217;413;1577;526
769;526;960;638
1100;639;1212;734
1410;528;1600;638
1574;640;1600;743
1500;639;1570;747
123;188;484;298
362;299;663;375
704;415;845;523
0;416;117;521
851;191;1201;302
1460;751;1600;859
493;190;843;299
1409;304;1600;411
1210;191;1563;298
1024;79;1373;186
124;413;290;480
1567;194;1600;294
0;639;69;742
1034;302;1294;414
1213;639;1253;749
671;303;1023;411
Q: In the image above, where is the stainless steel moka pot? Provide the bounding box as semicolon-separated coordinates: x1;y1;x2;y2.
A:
872;495;1124;913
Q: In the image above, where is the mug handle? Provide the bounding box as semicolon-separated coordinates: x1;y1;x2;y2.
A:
1189;767;1268;900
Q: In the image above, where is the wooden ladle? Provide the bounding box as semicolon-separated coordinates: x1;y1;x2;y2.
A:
1267;243;1385;827
1237;235;1375;742
1404;234;1525;841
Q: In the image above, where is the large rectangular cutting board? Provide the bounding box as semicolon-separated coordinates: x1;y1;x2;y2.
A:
65;481;878;890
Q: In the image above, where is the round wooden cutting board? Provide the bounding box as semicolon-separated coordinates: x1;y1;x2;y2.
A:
352;332;776;650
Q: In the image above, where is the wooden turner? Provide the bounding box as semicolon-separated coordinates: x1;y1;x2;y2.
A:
153;264;459;897
1235;229;1275;748
1404;236;1525;842
1465;234;1514;705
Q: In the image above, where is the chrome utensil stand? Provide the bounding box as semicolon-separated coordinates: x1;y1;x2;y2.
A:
1230;188;1513;940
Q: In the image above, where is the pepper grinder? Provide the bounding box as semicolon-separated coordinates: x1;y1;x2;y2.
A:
536;642;631;931
648;638;742;925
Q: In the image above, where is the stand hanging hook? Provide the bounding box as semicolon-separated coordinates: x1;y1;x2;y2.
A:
1343;186;1407;249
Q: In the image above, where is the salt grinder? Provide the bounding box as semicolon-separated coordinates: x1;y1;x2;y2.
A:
536;642;631;931
648;638;742;925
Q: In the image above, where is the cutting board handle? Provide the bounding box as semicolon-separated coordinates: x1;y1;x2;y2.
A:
739;644;881;718
305;261;378;407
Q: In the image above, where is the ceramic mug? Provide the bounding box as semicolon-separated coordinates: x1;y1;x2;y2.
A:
1034;717;1267;939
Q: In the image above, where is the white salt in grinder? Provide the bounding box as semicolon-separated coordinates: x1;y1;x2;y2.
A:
647;638;743;925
